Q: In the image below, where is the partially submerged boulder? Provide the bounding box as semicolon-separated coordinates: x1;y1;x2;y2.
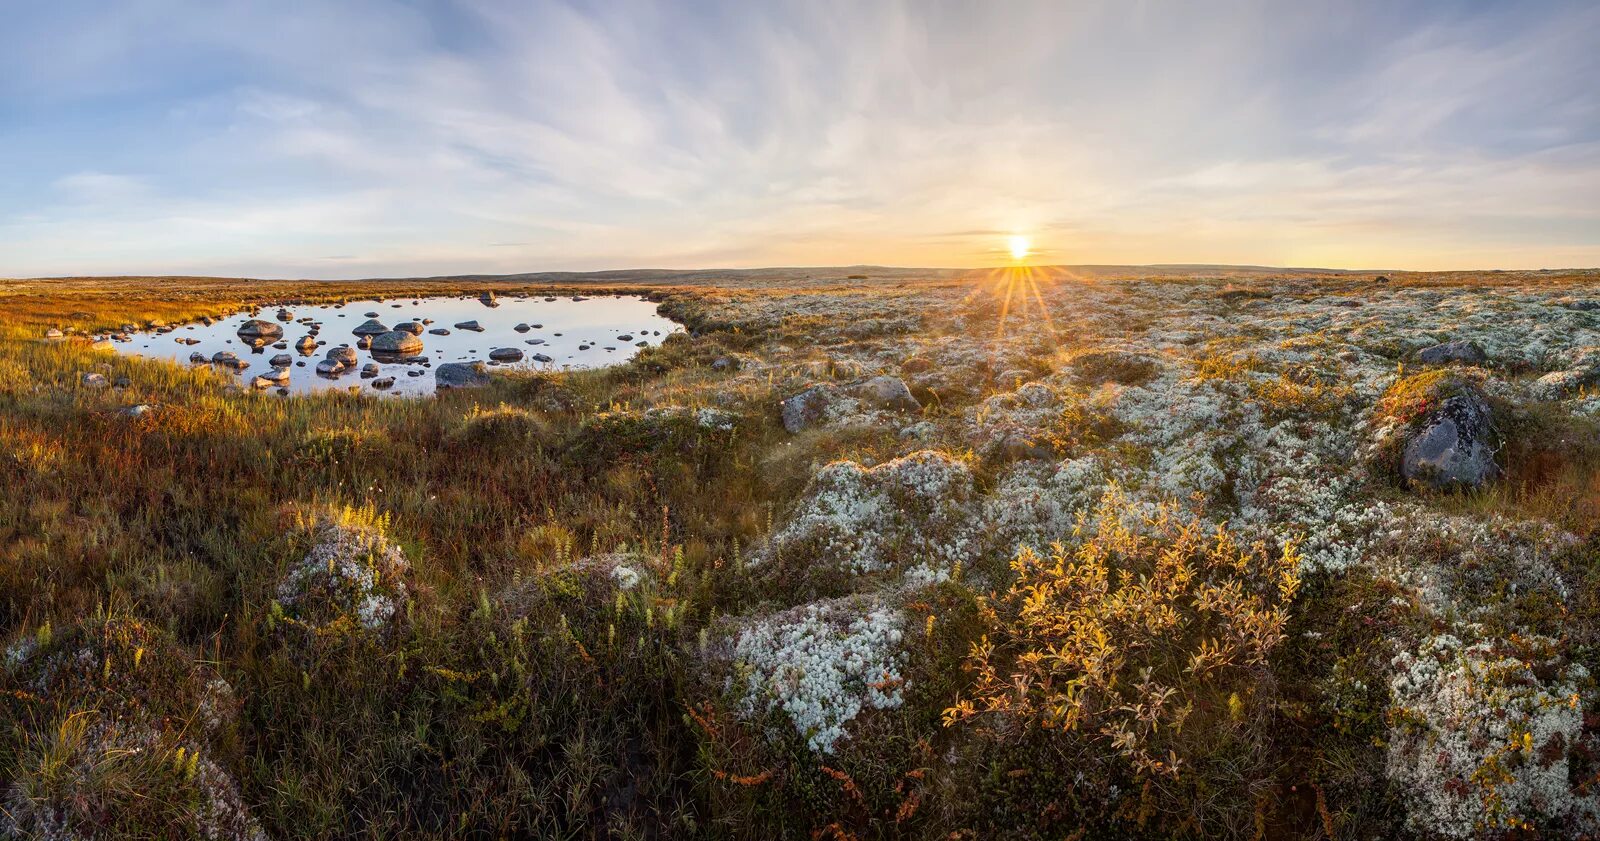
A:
352;318;389;336
370;330;423;356
236;320;283;346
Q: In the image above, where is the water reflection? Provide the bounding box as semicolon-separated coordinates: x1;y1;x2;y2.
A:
111;294;682;396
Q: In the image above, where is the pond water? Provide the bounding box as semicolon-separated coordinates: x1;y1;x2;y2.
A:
111;294;682;396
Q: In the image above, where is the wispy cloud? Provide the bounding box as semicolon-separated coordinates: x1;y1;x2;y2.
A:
1;0;1596;277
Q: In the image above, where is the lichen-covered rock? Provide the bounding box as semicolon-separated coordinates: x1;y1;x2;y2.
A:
762;450;978;580
853;375;919;411
780;384;835;433
1400;390;1499;490
1415;339;1487;366
275;518;410;632
727;596;905;753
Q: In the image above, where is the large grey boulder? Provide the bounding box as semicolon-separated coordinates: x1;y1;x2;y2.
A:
371;331;423;355
237;320;283;344
1416;340;1487;367
781;384;836;433
435;362;492;389
326;346;359;367
352;318;389;336
1400;389;1499;491
854;376;919;411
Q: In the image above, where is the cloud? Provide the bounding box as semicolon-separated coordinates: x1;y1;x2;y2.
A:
1;0;1597;277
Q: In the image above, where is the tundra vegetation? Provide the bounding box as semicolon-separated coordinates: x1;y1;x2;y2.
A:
1;266;1599;839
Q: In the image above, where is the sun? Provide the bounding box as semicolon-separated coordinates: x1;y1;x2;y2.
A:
1007;234;1031;261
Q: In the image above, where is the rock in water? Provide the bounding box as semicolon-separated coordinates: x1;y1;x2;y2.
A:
352;318;389;336
393;321;424;335
436;362;492;389
237;320;283;343
326;346;359;367
371;331;423;355
453;320;485;332
1416;340;1487;367
1401;390;1499;491
489;347;524;362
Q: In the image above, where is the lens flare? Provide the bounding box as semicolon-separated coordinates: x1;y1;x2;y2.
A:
1008;235;1030;261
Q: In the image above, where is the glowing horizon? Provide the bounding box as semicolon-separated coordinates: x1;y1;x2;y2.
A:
2;2;1597;279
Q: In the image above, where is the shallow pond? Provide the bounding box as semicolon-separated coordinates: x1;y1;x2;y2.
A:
111;293;682;396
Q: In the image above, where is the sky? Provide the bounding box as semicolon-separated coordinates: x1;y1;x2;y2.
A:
2;0;1598;278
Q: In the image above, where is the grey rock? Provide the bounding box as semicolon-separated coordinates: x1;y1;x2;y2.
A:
237;320;284;343
81;372;108;388
326;346;359;367
781;384;835;433
371;331;423;355
453;320;484;332
429;328;451;336
855;376;920;411
1416;340;1487;367
352;318;390;336
489;347;524;362
393;321;424;335
315;359;346;376
1400;390;1499;491
530;353;554;363
360;363;380;379
435;361;492;389
371;377;396;390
